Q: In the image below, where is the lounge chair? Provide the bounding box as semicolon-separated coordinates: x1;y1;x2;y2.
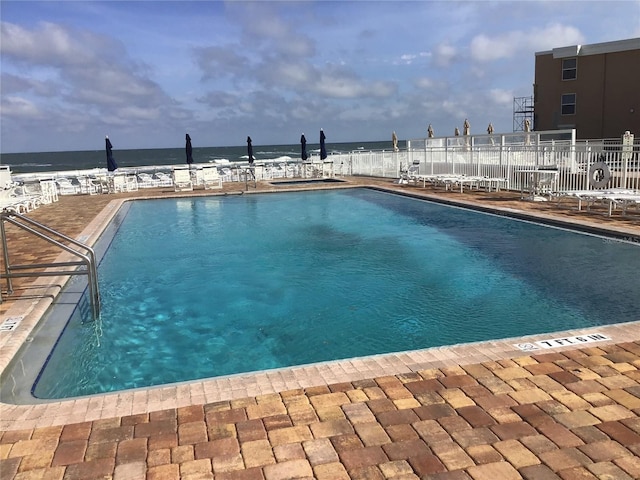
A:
39;179;59;204
137;173;158;188
219;167;234;183
0;165;12;190
202;166;222;189
272;163;285;178
609;194;640;215
172;167;193;192
55;178;80;195
593;191;640;216
111;173;128;193
0;186;41;213
125;175;138;192
554;188;639;215
398;161;420;185
154;172;173;187
76;176;102;195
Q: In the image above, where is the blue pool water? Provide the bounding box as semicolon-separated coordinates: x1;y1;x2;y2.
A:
34;189;640;398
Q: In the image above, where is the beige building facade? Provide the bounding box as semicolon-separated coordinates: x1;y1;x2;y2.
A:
534;38;640;139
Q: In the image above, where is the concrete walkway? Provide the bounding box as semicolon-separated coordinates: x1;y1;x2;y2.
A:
1;178;640;479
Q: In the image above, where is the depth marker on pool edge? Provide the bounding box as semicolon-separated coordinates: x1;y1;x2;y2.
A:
0;316;24;332
514;332;611;351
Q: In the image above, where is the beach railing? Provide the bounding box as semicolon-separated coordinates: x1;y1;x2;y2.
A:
335;129;639;195
7;130;638;198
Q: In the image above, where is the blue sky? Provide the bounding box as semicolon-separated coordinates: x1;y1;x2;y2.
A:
1;1;639;153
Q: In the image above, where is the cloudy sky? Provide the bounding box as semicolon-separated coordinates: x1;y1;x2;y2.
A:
1;1;639;153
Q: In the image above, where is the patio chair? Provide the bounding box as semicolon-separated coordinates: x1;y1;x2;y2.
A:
76;176;102;195
202;166;222;189
0;165;12;190
154;172;173;187
39;179;59;203
125;175;138;192
398;161;421;185
55;178;80;195
111;173;128;193
219;167;234;183
137;173;158;188
172;167;193;192
0;185;41;212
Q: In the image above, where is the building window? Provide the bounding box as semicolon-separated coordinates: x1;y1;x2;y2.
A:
561;93;576;115
562;58;577;80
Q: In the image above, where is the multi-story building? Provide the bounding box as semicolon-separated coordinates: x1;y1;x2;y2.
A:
534;38;640;139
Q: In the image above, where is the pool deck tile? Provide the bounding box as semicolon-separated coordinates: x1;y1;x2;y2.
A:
1;177;640;479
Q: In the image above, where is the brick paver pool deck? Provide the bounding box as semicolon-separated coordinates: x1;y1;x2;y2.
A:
1;177;639;479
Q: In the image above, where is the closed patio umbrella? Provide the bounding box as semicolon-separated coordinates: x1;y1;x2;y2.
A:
300;134;308;161
186;134;193;166
106;136;117;171
247;136;254;164
320;129;327;160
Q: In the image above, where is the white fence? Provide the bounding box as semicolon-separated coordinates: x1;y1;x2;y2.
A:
327;129;640;194
7;129;639;197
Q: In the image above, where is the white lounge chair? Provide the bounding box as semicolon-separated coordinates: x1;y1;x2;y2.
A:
554;188;639;216
39;179;59;204
111;173;128;193
398;161;420;185
271;163;285;178
125;175;138;192
76;176;102;195
55;178;80;195
0;186;41;212
172;167;193;192
154;172;173;187
202;166;222;189
0;165;12;190
592;191;640;216
219;168;234;182
137;173;158;188
610;194;640;215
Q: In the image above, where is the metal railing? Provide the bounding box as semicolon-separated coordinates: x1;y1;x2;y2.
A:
0;211;100;320
330;129;640;194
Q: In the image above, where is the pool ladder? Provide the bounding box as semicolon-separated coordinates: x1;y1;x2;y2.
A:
0;211;100;320
242;166;257;191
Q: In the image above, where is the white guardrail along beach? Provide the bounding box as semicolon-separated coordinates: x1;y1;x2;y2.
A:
3;129;639;212
338;129;640;195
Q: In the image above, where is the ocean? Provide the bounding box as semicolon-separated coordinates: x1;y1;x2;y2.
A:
1;140;396;175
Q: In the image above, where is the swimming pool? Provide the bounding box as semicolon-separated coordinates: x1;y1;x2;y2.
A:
13;188;640;399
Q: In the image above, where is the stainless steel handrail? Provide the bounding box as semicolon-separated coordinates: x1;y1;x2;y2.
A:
0;211;100;319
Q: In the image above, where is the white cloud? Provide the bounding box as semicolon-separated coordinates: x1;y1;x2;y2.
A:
0;2;637;152
1;21;120;67
489;88;515;106
116;106;162;121
470;23;586;62
432;43;457;67
1;96;42;119
415;77;435;90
